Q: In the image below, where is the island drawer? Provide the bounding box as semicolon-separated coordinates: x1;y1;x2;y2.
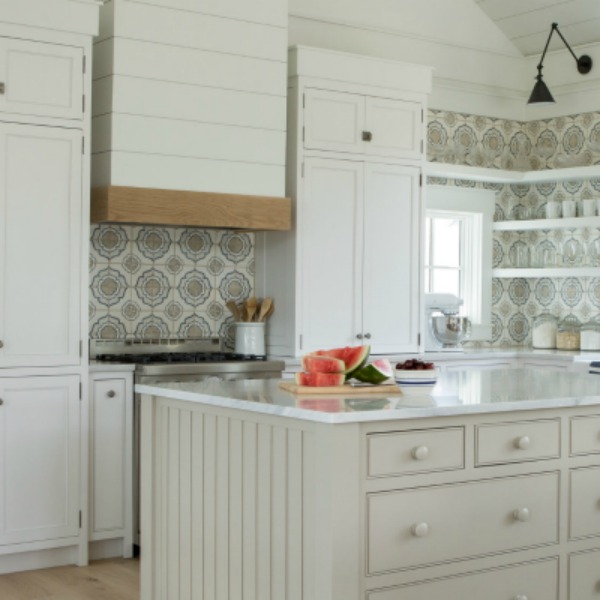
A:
570;415;600;455
475;418;560;466
367;427;464;478
569;549;600;600
367;557;558;600
366;471;559;574
570;466;600;540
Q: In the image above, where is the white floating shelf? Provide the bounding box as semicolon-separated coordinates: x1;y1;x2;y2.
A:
493;267;600;278
425;162;600;184
493;216;600;231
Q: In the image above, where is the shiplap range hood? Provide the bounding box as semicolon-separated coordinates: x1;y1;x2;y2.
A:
91;0;289;231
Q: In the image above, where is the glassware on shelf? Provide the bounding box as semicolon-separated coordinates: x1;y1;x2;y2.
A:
562;200;576;218
562;237;583;266
509;201;530;221
588;238;600;266
557;317;581;350
581;198;596;217
532;314;557;349
534;243;557;268
581;321;600;351
545;200;561;219
509;240;530;268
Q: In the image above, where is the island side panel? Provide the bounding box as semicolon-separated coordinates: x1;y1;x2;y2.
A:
140;394;363;600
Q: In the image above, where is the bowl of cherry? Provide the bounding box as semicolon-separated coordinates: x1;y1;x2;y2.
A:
394;359;438;395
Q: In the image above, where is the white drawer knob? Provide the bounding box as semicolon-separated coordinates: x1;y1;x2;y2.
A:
514;436;531;450
411;445;429;461
513;508;530;522
411;522;429;537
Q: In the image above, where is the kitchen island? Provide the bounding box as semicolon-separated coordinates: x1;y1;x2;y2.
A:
137;370;600;600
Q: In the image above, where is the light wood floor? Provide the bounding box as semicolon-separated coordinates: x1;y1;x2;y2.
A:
0;559;139;600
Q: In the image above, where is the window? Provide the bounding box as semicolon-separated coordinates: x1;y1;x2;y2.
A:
426;186;494;341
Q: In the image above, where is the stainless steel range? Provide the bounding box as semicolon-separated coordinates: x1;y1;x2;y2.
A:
90;337;285;551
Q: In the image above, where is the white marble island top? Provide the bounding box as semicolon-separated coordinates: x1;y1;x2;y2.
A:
136;368;600;424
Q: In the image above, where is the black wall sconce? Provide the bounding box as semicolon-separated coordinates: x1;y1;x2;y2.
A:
528;22;593;105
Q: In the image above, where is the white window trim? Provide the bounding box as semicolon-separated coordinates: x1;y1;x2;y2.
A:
426;186;495;341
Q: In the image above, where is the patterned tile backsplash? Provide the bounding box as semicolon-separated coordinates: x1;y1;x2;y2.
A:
89;225;255;348
428;108;600;348
88;108;600;350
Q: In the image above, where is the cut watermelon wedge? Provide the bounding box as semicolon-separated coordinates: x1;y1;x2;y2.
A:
310;345;370;376
350;359;393;385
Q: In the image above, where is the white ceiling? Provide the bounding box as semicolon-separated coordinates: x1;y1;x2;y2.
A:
474;0;600;57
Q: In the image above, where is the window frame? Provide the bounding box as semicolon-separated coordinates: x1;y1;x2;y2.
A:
425;186;494;341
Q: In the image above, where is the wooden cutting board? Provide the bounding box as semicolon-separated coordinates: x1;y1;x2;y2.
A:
279;381;402;395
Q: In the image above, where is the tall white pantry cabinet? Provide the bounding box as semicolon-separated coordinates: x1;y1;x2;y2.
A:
0;0;100;572
256;46;433;356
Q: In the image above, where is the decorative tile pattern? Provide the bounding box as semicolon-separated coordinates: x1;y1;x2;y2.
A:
430;108;600;348
89;225;257;348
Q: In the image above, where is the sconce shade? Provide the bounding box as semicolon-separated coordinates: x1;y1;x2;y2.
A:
528;73;555;105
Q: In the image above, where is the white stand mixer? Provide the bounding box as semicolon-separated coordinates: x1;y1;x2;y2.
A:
424;293;472;352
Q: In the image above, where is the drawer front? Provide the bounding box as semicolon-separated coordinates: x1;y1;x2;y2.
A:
367;558;558;600
476;419;560;466
0;37;83;121
571;415;600;455
570;466;600;540
367;427;464;478
367;472;559;574
569;549;600;600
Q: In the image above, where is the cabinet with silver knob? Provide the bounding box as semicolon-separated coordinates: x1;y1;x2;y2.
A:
89;370;134;559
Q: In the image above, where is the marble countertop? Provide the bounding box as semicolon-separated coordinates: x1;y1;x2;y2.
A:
136;368;600;424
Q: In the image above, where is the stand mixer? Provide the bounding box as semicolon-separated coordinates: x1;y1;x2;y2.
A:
424;293;472;352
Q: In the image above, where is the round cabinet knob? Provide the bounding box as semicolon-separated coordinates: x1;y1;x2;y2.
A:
514;595;528;600
0;398;4;406
411;446;429;461
106;390;116;398
0;340;4;348
514;435;531;450
411;522;429;538
364;333;372;339
513;508;530;522
356;334;363;340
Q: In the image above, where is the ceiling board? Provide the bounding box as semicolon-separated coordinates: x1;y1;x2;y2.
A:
473;0;600;55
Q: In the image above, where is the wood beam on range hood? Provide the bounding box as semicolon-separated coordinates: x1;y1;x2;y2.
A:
91;186;292;231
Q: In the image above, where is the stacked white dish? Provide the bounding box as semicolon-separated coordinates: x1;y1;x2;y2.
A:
394;368;439;396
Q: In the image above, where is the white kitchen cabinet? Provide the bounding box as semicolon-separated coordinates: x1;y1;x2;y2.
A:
89;371;133;559
256;46;431;356
0;36;84;121
0;375;80;547
299;157;420;353
304;87;423;160
0;122;82;368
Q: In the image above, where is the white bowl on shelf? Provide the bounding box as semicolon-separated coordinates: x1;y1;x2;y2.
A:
394;368;438;396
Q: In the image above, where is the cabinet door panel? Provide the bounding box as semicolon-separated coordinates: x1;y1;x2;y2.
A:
304;88;365;154
300;158;362;351
569;549;600;600
0;123;82;367
0;37;83;121
365;96;422;159
0;376;80;545
90;377;130;538
363;164;420;353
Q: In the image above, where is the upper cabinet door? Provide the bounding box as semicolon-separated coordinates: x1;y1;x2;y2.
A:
304;88;423;160
362;164;421;353
0;37;84;121
304;88;366;155
365;96;423;160
0;122;82;368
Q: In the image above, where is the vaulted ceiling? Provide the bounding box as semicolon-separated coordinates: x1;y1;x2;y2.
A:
473;0;600;56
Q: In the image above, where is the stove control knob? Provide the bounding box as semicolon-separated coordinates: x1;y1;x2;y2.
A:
107;390;116;398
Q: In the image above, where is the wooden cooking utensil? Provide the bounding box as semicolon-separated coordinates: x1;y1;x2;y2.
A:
264;300;274;320
257;297;273;322
245;296;258;322
226;300;242;321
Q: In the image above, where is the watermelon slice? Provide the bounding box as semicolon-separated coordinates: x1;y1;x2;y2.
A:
350;359;393;385
295;372;345;387
310;345;370;376
301;354;345;374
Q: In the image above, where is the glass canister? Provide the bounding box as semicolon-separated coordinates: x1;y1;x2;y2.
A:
581;321;600;351
532;314;557;349
556;317;581;350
